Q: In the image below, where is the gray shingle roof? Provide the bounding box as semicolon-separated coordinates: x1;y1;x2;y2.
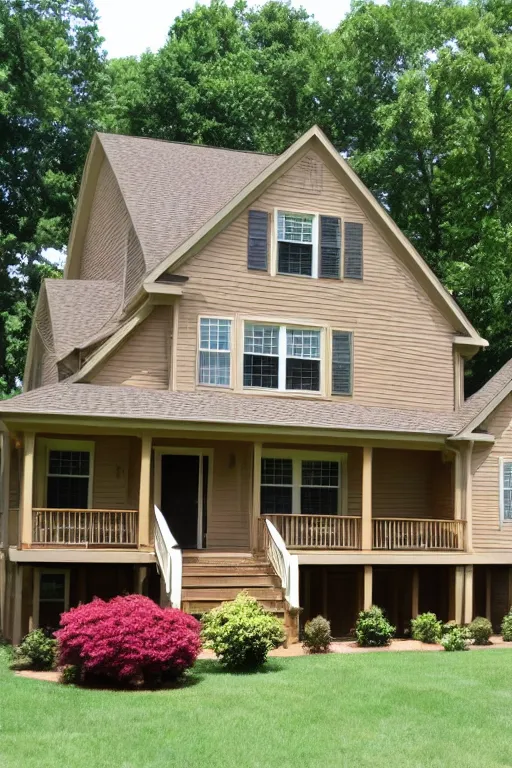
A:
44;280;122;359
456;357;512;433
0;383;460;435
98;133;276;274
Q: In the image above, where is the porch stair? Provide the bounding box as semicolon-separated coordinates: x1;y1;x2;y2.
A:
180;552;287;617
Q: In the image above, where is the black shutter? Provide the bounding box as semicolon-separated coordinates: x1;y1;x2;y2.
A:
320;216;341;278
343;222;363;280
332;331;352;395
247;210;269;271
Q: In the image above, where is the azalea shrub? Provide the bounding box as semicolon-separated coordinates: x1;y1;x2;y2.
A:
355;606;395;647
410;613;443;644
10;629;57;671
56;594;201;685
302;616;332;654
201;592;285;669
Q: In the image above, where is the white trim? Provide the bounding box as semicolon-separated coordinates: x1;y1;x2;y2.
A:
39;438;95;509
33;567;70;630
499;457;512;527
153;447;213;549
261;448;348;516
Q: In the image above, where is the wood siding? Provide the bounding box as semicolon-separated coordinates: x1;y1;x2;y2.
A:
173;149;456;411
472;395;512;551
92;306;172;389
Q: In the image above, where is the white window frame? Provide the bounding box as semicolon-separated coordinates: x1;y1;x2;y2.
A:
499;457;512;526
273;209;319;279
261;449;348;516
32;567;70;630
39;439;95;509
242;320;324;394
196;315;234;389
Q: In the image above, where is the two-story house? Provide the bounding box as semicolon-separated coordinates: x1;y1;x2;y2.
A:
1;125;512;644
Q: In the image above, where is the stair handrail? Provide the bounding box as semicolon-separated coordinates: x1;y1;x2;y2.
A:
264;518;299;610
154;505;182;608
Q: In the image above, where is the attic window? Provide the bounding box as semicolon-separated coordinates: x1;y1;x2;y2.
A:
277;212;316;277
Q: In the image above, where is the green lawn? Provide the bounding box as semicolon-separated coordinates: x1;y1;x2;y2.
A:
2;647;512;768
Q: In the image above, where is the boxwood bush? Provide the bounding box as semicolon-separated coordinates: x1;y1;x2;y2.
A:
302;616;332;653
501;610;512;641
410;612;443;644
468;617;493;645
355;606;395;647
56;594;201;686
201;592;285;669
10;629;57;671
441;626;470;651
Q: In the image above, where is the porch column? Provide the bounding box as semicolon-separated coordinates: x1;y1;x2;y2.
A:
485;568;492;622
411;567;420;619
138;435;152;548
454;566;464;624
361;447;373;551
463;565;474;625
20;432;35;548
363;565;373;610
463;443;474;553
251;443;262;551
0;430;10;548
12;565;23;646
134;566;147;595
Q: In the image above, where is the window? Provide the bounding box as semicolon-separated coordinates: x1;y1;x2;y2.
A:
198;318;232;386
260;453;344;516
35;569;69;631
244;323;321;392
277;212;316;276
46;449;92;509
500;459;512;522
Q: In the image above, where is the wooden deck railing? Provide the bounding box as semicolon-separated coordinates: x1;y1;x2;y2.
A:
372;518;465;551
262;514;361;549
32;508;138;547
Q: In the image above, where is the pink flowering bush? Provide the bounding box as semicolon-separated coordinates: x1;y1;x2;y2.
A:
55;594;201;686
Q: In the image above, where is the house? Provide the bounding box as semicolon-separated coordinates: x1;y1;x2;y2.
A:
1;124;512;645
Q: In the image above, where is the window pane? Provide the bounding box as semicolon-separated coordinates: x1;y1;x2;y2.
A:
244;324;279;355
286;329;320;359
47;476;89;509
261;486;293;515
200;318;231;351
301;487;338;515
278;242;312;276
48;450;89;477
199;350;230;386
286;358;320;391
40;573;65;602
504;462;512;490
277;213;313;243
302;461;339;487
244;354;278;389
261;458;293;485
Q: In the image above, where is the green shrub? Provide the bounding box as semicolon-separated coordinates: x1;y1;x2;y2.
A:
10;629;56;671
442;620;460;636
60;665;81;685
468;617;493;645
441;626;470;651
302;616;332;653
201;591;286;670
501;610;512;641
355;606;395;647
410;612;442;644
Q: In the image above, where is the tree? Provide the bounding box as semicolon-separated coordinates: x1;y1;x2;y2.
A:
0;0;108;392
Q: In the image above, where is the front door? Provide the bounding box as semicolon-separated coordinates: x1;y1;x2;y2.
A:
161;454;201;549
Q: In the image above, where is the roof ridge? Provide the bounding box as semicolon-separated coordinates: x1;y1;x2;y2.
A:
97;131;278;158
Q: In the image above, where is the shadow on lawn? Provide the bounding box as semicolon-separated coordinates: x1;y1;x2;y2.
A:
193;658;284;676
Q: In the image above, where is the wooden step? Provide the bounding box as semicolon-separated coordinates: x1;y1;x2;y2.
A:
182;565;275;577
182;586;283;602
182;575;281;588
184;600;285;615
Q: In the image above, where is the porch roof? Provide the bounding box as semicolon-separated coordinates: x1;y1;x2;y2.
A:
0;383;461;436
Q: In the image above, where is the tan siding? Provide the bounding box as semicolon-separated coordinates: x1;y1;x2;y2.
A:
208;442;251;550
174;150;455;411
472;395;512;552
92;306;171;389
79;158;132;285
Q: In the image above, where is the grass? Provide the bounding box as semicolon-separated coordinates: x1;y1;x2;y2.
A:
2;647;512;768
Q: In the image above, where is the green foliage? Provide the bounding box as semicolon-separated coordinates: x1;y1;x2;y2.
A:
501;610;512;641
441;626;470;651
60;664;81;685
11;629;57;671
302;616;332;653
468;617;493;645
411;612;443;644
355;605;395;647
201;591;286;669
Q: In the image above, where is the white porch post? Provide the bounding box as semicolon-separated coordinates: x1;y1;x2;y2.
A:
361;447;373;551
363;565;373;610
20;432;35;548
138;435;152;548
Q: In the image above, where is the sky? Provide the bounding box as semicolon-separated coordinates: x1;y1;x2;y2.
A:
94;0;353;58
